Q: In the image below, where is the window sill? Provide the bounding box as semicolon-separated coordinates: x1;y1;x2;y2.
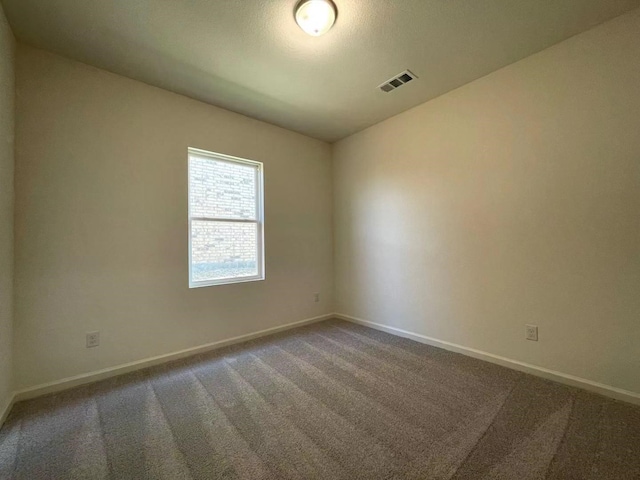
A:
189;275;265;289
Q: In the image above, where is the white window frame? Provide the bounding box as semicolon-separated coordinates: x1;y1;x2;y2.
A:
188;147;265;288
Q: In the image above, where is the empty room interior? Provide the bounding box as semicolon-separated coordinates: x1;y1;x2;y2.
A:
1;0;640;478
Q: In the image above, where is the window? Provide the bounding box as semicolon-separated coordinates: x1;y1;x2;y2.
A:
188;148;264;288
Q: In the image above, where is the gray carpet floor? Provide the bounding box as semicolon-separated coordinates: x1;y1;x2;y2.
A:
1;319;639;479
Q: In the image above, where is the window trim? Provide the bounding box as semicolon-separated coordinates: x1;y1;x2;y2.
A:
188;147;265;288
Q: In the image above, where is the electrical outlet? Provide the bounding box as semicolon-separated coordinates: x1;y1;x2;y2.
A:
86;331;100;348
314;292;320;303
525;324;538;342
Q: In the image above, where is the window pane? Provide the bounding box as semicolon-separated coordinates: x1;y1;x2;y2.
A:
191;220;258;282
189;156;256;220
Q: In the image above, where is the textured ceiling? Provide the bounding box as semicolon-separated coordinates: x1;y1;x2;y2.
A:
3;0;640;142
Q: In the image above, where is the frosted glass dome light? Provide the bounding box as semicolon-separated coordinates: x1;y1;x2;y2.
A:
295;0;337;37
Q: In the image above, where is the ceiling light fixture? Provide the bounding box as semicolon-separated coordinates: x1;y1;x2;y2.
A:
294;0;337;37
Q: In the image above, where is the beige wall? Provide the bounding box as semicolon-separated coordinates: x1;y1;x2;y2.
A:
0;3;15;416
14;46;333;390
333;9;640;393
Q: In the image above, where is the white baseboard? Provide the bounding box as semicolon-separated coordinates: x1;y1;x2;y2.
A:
13;313;334;402
336;313;640;406
0;393;15;428
12;312;640;407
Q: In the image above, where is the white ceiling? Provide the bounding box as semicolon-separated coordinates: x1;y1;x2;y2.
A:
3;0;640;142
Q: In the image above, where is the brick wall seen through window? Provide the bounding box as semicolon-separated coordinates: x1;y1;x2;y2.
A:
188;149;264;287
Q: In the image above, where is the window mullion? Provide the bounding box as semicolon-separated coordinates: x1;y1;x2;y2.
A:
190;217;258;224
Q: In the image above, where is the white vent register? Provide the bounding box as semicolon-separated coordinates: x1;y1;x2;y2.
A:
378;70;418;93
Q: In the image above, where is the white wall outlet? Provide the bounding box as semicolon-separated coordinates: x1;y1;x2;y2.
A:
314;292;320;303
525;324;538;341
86;331;100;348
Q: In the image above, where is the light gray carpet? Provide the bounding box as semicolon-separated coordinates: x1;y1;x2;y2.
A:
1;319;639;479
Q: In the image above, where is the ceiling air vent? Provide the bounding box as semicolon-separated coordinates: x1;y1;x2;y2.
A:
378;70;418;93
